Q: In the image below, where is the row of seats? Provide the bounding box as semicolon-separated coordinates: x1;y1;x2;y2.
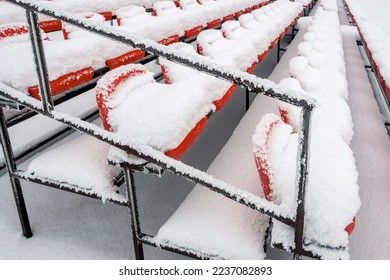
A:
0;0;272;100
0;0;158;32
252;0;360;259
344;0;390;102
98;0;304;165
23;1;304;260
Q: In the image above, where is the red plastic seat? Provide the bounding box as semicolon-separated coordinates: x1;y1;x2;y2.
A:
105;50;145;70
39;20;62;32
28;67;94;100
158;35;180;46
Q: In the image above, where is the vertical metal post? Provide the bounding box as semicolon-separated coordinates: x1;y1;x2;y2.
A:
26;10;54;113
293;106;312;255
245;88;250;111
277;40;281;63
292;24;296;40
0;107;32;238
124;168;145;260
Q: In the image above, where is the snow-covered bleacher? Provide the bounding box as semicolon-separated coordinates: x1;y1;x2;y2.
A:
25;0;304;195
344;0;390;102
0;0;303;171
153;0;360;259
0;0;364;260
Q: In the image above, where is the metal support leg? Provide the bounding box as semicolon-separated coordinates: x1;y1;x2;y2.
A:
246;88;250;111
293;106;313;255
277;40;281;63
293;253;302;260
0;107;32;238
26;10;54;113
124;168;145;260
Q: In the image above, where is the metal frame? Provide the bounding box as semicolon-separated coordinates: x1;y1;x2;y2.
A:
1;0;318;259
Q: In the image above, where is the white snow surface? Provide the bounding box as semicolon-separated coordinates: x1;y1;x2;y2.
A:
99;64;214;154
345;0;390;85
262;1;360;259
0;0;389;261
26;133;123;201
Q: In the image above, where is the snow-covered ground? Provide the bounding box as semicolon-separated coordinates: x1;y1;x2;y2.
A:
0;0;389;260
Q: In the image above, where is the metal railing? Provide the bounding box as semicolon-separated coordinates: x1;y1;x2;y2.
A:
0;0;317;259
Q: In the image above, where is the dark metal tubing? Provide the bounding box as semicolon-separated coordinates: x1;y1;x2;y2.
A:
245;88;250;111
139;233;216;260
293;106;313;254
13;171;128;207
26;10;53;113
124;168;145;260
0;108;32;237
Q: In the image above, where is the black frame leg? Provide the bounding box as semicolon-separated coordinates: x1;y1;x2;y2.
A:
0;107;32;238
124;167;144;260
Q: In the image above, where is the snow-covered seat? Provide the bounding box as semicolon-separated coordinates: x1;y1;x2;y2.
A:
252;113;359;259
96;64;211;161
153;1;181;16
28;67;95;100
221;20;269;62
196;30;257;109
39;19;62;33
159;42;239;111
115;5;151;26
239;13;279;49
0;23;49;47
153;0;203;39
289;56;348;100
25;134;124;203
62;13;106;40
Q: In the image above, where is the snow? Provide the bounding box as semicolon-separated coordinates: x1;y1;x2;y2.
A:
26;133;123;201
155;93;279;260
258;1;360;259
0;87;98;167
0;0;389;261
99;64;214;154
345;0;390;87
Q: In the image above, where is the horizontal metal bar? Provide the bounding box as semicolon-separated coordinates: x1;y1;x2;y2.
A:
4;0;316;109
139;233;217;260
13;170;128;207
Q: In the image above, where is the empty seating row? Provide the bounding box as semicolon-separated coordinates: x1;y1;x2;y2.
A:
0;0;302;102
20;0;304;259
253;1;360;259
344;0;390;102
0;0;160;32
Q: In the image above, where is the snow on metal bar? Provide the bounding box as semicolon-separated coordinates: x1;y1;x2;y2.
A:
5;0;317;109
0;81;296;223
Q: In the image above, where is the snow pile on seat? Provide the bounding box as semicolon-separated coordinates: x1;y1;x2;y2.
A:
0;0;161;25
344;0;390;99
0;31;141;92
26;134;123;202
0;22;48;47
96;64;213;162
254;2;360;259
117;0;268;41
197;29;257;71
